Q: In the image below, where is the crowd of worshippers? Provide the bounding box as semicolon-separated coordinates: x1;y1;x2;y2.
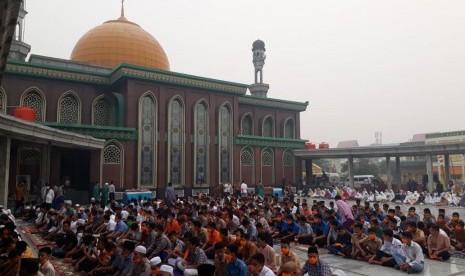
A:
0;205;54;276
11;191;465;276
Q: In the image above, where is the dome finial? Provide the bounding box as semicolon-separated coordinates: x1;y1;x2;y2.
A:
121;0;125;18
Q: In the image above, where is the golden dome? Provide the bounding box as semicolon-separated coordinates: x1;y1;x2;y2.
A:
70;16;170;70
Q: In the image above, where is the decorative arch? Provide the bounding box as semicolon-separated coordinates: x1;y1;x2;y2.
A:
262;115;274;137
240;146;254;184
167;96;185;187
218;102;233;184
138;92;158;188
20;87;46;121
282;148;295;183
193;99;209;186
92;95;113;126
57;91;81;124
261;147;275;185
283;117;295;139
102;139;124;188
0;87;6;114
240;113;253;136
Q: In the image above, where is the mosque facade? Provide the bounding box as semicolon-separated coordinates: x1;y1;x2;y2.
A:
1;3;308;196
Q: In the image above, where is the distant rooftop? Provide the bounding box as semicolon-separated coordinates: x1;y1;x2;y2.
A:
337;140;359;148
411;133;426;142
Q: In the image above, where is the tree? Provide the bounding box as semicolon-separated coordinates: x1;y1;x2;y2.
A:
341;158;379;175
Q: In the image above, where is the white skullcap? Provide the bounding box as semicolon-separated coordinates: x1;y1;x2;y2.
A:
150;256;162;267
91;198;95;202
160;265;173;275
121;210;129;220
134;245;146;255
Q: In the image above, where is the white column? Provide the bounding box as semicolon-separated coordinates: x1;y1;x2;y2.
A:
426;155;434;193
0;137;11;208
386;156;392;190
348;157;354;188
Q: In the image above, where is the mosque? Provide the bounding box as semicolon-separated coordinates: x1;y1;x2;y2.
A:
0;2;308;198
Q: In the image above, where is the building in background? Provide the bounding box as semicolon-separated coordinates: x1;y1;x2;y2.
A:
0;3;308;197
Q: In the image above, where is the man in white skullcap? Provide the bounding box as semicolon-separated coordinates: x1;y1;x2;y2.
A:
128;245;151;276
150;256;162;275
160;264;174;276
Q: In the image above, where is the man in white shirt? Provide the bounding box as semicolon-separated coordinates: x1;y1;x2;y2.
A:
240;181;248;198
108;181;116;201
369;228;402;267
392;232;424;273
249;252;275;276
43;184;55;209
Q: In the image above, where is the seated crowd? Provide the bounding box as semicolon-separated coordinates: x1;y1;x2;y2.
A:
2;188;465;276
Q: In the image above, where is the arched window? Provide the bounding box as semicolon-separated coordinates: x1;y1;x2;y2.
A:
0;87;6;114
194;100;209;185
261;147;275;184
261;148;273;166
282;148;295;183
138;93;157;187
240;114;253;135
168;97;184;186
219;103;232;184
93;96;112;126
58;92;81;124
262;116;274;137
283;149;294;166
21;88;45;121
240;147;253;166
103;142;122;164
284;118;295;139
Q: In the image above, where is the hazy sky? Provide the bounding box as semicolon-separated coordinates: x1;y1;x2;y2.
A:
24;0;465;146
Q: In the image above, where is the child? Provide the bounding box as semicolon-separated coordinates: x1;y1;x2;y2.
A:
38;247;56;276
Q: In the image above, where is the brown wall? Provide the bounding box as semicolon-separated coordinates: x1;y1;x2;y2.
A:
2;73;303;193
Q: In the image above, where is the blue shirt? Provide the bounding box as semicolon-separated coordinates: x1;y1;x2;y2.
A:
313;222;329;236
274;221;285;232
247;225;258;240
226;258;248;276
282;222;300;235
115;221;128;233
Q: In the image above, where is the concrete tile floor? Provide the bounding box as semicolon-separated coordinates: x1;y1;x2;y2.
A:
286;244;465;276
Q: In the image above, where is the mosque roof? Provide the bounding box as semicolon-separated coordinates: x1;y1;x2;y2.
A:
70;7;169;71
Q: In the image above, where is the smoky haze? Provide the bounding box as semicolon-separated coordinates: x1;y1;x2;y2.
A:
25;0;465;146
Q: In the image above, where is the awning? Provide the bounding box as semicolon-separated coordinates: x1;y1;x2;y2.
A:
0;113;105;149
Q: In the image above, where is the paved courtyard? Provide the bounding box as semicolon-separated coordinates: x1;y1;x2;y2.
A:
288;244;465;276
292;196;465;275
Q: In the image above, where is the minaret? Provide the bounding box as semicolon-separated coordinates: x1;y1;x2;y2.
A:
8;0;31;61
249;39;269;98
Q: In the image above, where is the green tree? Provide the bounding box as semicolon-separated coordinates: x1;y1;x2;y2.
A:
341;158;379;175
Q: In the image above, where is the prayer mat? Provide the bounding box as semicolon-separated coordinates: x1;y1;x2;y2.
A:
50;258;83;276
